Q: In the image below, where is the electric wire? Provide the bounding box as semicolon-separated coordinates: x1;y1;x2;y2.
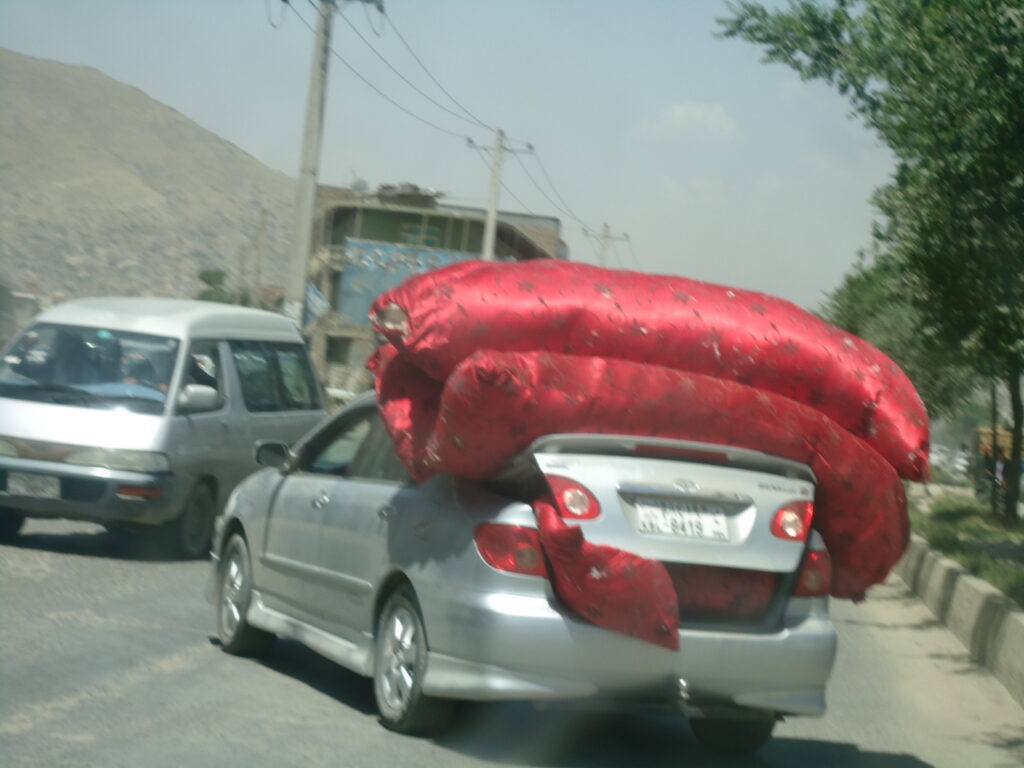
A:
511;152;584;227
530;150;590;229
382;8;495;132
624;234;643;270
292;1;630;266
334;7;487;129
287;2;474;141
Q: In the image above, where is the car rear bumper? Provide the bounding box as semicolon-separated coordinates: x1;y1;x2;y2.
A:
419;583;837;716
0;456;182;527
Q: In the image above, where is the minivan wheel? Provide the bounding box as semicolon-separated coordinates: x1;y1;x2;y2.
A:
0;509;26;540
166;483;216;559
690;715;776;755
217;533;274;656
373;587;454;736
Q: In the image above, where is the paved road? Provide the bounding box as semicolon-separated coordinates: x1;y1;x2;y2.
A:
2;518;1022;768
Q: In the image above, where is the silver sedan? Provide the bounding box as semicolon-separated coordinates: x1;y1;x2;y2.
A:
209;393;837;755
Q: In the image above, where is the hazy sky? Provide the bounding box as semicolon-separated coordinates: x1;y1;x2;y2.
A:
0;0;894;309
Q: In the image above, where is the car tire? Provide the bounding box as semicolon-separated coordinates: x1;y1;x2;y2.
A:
0;509;26;539
165;482;216;559
690;715;776;755
217;533;275;657
373;586;454;736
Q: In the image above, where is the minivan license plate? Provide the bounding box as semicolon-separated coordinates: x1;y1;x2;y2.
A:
6;472;61;500
634;499;730;541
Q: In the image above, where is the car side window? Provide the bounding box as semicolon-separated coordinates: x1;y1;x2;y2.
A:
305;412;374;475
347;416;411;484
230;341;281;412
186;341;221;394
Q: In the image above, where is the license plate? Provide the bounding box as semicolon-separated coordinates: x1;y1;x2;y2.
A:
6;472;61;499
634;498;730;541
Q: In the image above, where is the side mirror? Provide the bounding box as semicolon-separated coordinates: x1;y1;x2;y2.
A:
178;384;220;414
255;440;291;469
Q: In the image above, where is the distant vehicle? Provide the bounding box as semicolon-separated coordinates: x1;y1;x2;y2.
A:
210;393;837;755
929;444;951;473
0;298;325;556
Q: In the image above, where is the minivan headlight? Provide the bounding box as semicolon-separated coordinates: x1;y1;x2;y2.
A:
65;448;171;473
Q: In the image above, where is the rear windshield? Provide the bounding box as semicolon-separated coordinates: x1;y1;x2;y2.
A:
0;322;180;415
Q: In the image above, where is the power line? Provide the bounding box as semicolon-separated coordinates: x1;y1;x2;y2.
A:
511;151;583;226
530;150;590;228
382;7;495;132
287;2;474;141
334;5;487;129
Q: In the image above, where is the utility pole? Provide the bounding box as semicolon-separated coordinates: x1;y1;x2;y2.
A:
468;130;531;261
283;0;336;325
587;223;629;268
254;205;266;306
482;129;506;261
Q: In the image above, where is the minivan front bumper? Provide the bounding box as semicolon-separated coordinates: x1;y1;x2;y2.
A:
0;456;182;527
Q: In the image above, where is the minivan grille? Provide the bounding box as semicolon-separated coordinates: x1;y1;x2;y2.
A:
663;563;780;623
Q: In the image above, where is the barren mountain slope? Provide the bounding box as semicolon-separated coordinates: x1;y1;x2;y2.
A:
0;48;294;305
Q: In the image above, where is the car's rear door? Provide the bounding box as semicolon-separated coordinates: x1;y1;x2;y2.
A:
258;407;373;621
309;415;414;641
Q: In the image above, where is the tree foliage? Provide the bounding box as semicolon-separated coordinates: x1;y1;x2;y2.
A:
819;253;978;420
720;0;1024;518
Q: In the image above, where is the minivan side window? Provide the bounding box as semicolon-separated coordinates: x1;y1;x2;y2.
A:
229;341;320;413
276;344;317;410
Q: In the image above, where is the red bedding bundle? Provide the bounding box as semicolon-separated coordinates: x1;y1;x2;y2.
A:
371;346;908;600
368;259;926;648
370;259;929;481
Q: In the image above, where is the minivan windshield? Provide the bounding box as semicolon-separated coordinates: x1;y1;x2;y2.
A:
0;323;181;415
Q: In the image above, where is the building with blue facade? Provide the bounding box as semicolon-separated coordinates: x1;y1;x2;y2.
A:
306;183;564;402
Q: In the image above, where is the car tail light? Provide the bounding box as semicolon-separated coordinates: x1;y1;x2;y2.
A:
770;500;814;541
545;475;601;520
794;550;832;597
474;524;549;578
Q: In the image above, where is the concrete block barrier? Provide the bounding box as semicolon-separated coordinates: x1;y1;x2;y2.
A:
894;534;1024;709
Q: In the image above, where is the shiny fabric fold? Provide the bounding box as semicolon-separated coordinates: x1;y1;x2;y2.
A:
370;259;929;481
374;347;909;600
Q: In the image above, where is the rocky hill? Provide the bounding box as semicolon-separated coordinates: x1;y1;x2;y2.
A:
0;48;295;307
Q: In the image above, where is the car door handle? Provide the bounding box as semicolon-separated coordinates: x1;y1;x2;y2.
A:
312;493;330;509
378;506;395;520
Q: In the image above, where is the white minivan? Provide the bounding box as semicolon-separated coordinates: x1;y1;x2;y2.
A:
0;298;326;556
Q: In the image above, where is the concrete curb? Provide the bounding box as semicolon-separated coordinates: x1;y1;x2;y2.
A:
894;534;1024;709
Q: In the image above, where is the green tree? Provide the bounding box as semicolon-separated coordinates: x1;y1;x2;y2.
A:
819;253;979;420
720;0;1024;520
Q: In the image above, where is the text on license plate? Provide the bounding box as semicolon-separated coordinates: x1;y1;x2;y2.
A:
635;500;730;541
6;472;61;499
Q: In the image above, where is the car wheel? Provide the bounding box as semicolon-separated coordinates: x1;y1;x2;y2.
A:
166;483;216;559
690;715;776;755
373;587;454;736
217;533;275;656
0;509;26;539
